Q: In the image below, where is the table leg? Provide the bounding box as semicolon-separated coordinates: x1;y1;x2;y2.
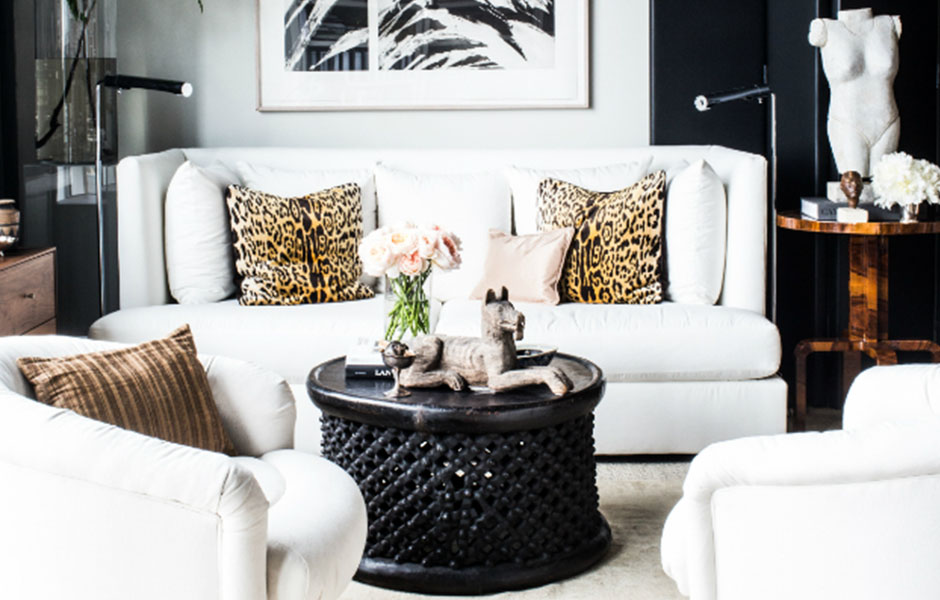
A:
794;339;854;431
881;339;940;362
842;351;861;400
861;343;898;365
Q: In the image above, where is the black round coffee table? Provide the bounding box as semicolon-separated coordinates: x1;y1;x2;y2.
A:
307;353;610;595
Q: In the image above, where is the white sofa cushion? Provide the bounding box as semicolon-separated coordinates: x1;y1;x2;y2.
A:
90;298;388;384
375;165;511;302
505;160;652;235
435;299;780;381
164;161;240;304
664;159;727;305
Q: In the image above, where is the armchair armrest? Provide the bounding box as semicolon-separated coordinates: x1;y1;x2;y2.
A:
203;354;296;456
844;364;940;429
0;391;268;600
662;420;940;600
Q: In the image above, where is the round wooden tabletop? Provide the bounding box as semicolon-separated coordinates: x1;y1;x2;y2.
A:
307;353;605;434
777;210;940;236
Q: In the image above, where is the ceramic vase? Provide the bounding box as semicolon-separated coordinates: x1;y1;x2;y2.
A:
0;200;20;255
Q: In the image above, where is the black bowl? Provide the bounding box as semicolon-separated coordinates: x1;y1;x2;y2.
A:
516;345;557;368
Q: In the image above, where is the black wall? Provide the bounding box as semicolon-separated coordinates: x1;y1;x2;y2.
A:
652;0;940;411
1;0;17;200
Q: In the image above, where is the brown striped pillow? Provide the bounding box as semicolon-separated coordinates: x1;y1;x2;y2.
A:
17;325;235;455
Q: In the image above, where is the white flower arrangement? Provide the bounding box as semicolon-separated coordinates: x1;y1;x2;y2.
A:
871;152;940;209
359;223;461;340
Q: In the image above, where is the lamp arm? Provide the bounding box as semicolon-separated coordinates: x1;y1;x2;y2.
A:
694;85;772;112
99;75;192;97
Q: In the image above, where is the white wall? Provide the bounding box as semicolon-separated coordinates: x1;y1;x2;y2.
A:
117;0;650;157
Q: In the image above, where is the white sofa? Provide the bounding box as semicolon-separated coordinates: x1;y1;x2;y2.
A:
89;146;786;454
661;364;940;600
0;335;367;600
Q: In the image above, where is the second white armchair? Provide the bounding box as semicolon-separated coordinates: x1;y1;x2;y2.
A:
661;364;940;600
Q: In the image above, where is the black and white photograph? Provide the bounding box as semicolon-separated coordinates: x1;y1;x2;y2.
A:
377;0;555;71
285;0;369;71
258;0;586;110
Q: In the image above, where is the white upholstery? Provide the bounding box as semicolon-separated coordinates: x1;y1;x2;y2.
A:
90;297;404;384
436;299;781;381
164;161;240;304
842;364;940;429
374;164;512;302
116;146;768;313
0;336;366;600
661;364;940;600
664;160;727;305
101;145;783;455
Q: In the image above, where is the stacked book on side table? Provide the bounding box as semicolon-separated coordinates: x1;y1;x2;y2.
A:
345;339;392;379
800;197;899;222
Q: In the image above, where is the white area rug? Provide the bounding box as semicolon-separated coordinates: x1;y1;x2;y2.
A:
339;459;690;600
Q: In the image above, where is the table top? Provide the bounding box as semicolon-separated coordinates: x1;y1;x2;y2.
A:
307;353;605;434
777;210;940;236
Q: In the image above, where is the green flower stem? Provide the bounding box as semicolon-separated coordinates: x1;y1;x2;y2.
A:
385;270;431;341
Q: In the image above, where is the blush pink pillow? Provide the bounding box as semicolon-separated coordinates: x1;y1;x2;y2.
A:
470;228;574;305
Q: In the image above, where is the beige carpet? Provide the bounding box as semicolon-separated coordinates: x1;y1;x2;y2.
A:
339;459;690;600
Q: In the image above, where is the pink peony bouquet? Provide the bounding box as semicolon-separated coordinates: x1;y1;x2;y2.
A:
359;223;461;340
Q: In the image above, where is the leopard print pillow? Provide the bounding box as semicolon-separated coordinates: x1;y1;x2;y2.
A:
226;184;374;305
537;171;665;304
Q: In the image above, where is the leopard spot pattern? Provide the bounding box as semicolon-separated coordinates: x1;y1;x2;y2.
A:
536;171;665;304
226;184;374;305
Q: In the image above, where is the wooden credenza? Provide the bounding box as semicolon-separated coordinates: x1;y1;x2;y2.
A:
0;248;57;336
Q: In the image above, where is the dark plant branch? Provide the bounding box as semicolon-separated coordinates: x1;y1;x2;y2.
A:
36;7;92;150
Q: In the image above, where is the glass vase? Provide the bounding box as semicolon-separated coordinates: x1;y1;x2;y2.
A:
35;0;117;164
384;271;432;342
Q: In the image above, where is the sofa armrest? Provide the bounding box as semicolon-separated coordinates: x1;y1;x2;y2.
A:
662;421;940;600
203;354;297;455
0;391;268;600
116;148;186;309
844;364;940;430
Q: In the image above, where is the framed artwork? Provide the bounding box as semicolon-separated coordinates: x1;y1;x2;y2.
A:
257;0;589;111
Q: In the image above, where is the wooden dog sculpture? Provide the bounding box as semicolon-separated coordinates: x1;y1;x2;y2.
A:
399;287;573;395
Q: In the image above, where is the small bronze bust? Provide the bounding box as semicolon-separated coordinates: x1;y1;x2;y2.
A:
840;171;863;209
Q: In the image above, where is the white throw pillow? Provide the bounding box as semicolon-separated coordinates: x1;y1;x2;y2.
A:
505;159;652;234
375;165;511;302
664;159;727;305
235;162;377;236
164;161;240;304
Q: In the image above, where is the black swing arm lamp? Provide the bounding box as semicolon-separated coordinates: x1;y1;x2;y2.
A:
693;83;778;323
95;75;192;316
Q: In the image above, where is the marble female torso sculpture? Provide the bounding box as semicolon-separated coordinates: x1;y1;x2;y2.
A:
809;8;902;177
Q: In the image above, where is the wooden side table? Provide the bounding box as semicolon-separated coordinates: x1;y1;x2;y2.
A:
777;211;940;430
0;248;57;336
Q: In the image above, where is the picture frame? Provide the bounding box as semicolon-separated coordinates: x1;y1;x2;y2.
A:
257;0;589;111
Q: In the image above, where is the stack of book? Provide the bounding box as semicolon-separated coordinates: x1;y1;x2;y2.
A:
345;340;392;379
800;197;899;221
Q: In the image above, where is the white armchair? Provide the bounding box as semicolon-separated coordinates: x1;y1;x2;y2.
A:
661;364;940;600
0;336;367;600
